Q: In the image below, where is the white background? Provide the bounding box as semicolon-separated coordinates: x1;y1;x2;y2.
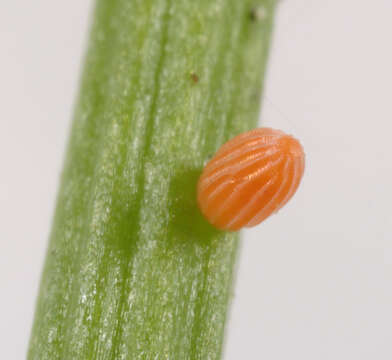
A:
1;1;391;359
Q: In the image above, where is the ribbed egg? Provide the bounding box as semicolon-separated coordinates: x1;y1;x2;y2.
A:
197;128;305;231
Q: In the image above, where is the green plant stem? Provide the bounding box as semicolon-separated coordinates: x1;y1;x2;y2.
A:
28;0;276;358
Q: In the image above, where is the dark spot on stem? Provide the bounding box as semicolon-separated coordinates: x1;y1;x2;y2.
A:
249;6;267;22
190;72;199;84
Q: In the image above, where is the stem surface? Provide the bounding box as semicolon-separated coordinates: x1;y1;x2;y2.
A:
28;0;276;358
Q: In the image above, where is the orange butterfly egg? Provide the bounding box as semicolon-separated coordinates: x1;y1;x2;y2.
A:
197;128;305;231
